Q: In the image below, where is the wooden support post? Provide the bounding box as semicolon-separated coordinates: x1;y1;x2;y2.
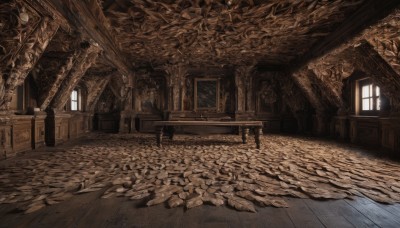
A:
254;127;262;149
156;126;164;147
242;127;249;144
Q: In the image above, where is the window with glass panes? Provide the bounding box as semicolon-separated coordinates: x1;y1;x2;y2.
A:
71;90;79;111
360;80;380;112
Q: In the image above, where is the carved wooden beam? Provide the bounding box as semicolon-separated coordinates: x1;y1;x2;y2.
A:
291;0;400;71
306;54;355;113
108;77;123;99
0;17;59;111
42;0;132;76
85;74;112;112
292;68;335;135
348;40;400;112
307;69;344;109
292;69;323;110
37;51;78;110
278;75;310;133
23;0;71;32
279;75;308;114
49;44;101;110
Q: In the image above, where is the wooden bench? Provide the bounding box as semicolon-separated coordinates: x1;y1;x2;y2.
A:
153;121;263;149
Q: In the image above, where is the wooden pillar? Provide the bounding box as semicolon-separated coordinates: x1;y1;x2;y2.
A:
234;73;245;113
164;64;187;114
234;66;254;120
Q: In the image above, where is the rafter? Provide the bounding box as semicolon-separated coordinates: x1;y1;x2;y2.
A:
50;44;101;110
41;0;133;77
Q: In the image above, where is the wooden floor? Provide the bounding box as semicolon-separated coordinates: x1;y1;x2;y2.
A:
1;134;400;228
1;189;400;228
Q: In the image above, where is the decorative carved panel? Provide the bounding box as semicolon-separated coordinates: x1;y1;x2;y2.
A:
136;77;165;114
194;79;219;111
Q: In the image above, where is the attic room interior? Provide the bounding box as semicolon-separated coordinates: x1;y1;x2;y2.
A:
1;0;400;227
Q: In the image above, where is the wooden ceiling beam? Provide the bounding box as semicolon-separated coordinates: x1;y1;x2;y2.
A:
290;0;400;72
42;0;133;77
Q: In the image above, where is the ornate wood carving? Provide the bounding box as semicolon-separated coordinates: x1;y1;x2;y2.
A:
279;75;308;114
234;66;253;112
135;76;164;113
36;51;78;110
308;59;354;111
50;44;101;110
95;86;118;113
164;64;187;111
84;74;112;112
0;13;59;110
44;0;132;76
23;0;71;32
0;0;42;66
256;81;278;114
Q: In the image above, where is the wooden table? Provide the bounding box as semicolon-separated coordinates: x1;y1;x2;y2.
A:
153;121;263;149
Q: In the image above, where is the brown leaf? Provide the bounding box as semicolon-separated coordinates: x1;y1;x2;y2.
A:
25;202;46;214
186;195;203;209
168;195;184;208
146;194;171;206
227;196;256;213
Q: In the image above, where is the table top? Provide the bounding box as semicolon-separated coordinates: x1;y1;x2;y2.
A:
153;120;263;127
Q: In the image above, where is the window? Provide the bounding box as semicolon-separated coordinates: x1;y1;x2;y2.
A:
359;79;380;113
71;89;79;111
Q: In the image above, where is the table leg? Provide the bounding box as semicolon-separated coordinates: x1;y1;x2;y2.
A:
168;126;175;140
242;127;249;144
156;126;164;147
254;127;262;149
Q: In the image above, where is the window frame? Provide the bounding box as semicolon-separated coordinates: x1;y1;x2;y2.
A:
70;89;80;111
358;79;380;116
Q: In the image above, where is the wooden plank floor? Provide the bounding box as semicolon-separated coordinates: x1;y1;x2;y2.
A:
1;189;400;228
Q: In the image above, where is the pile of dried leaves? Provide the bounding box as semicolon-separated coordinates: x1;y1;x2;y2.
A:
1;133;400;214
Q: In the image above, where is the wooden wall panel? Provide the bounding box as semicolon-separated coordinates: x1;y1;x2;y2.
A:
11;116;33;153
350;117;380;147
32;113;46;149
